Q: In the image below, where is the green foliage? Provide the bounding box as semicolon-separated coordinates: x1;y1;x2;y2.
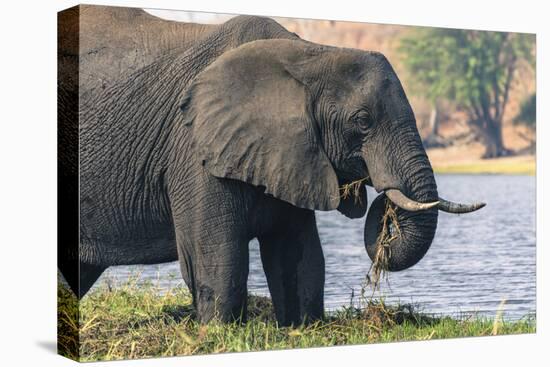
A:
399;28;534;157
515;93;536;127
399;28;533;110
58;280;535;361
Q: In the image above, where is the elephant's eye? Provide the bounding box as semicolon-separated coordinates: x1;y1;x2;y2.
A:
353;111;371;131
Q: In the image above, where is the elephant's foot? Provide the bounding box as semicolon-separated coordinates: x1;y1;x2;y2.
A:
174;221;250;324
195;283;248;324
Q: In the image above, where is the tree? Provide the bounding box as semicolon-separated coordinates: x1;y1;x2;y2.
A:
514;93;536;129
399;28;535;158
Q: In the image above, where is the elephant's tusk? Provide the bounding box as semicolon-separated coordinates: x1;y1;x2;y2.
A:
385;189;439;212
437;198;486;213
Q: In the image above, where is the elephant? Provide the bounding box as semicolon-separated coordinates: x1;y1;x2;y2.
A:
58;7;294;301
58;9;485;326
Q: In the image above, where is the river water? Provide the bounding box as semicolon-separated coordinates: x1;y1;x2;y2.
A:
96;174;536;320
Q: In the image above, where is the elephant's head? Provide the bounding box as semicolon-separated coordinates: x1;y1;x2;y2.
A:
182;39;484;271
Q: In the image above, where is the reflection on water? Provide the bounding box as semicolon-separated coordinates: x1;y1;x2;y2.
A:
98;174;536;320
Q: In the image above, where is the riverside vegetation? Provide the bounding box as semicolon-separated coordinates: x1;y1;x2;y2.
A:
58;276;535;361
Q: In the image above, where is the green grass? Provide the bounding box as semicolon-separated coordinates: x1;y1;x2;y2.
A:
433;160;535;175
58;279;535;362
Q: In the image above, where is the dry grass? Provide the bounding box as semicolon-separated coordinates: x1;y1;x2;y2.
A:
366;199;400;290
339;177;369;203
57;282;80;359
57;279;535;362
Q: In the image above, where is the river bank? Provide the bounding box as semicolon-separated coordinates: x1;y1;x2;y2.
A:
58;282;535;362
430;153;535;175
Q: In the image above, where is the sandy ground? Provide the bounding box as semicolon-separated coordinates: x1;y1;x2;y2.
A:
426;120;535;174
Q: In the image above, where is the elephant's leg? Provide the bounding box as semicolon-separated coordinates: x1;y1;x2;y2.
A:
58;256;79;298
174;220;250;324
59;257;104;299
258;210;325;326
176;237;196;302
77;262;105;298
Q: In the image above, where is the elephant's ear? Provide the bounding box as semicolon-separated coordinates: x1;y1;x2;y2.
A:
182;39;340;211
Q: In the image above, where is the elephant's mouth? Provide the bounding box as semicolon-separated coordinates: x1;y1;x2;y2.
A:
339;177;371;198
338;172;485;216
336;177;370;219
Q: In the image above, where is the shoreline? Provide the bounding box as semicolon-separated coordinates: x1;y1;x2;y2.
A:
431;155;535;175
58;283;536;361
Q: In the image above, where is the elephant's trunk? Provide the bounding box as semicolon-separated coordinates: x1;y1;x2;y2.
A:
361;101;486;271
362;127;440;271
364;192;438;271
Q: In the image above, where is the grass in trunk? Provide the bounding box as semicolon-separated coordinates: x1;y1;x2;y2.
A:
57;279;535;361
338;177;396;291
367;199;400;290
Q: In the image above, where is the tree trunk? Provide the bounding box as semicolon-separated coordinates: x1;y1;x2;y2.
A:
481;118;511;158
427;106;440;137
423;105;448;148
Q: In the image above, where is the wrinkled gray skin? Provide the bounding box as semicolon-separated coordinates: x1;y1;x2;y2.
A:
60;8;446;326
58;5;218;311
